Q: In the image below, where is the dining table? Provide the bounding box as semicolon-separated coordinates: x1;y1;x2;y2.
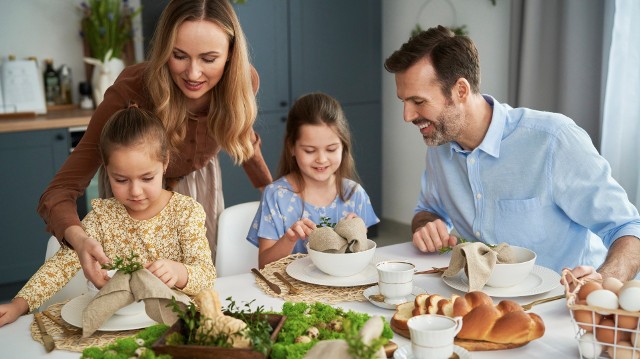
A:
0;242;581;358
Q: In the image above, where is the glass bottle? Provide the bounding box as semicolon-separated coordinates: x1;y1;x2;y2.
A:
58;64;73;105
43;59;60;106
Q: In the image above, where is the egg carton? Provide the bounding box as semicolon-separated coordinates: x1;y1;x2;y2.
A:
562;269;640;359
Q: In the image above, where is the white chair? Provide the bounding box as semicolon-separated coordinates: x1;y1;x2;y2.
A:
38;236;88;310
215;201;260;277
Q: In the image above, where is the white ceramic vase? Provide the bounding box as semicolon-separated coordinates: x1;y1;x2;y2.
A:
84;51;125;107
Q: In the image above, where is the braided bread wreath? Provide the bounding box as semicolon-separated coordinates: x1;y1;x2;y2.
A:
390;291;545;351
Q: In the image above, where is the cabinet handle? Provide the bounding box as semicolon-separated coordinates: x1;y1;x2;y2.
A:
55;133;65;141
281;116;287;123
280;101;288;107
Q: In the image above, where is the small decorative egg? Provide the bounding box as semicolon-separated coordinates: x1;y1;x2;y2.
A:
618;286;640;312
579;281;604;300
578;332;602;359
602;277;624;295
586;289;619;314
606;340;638;359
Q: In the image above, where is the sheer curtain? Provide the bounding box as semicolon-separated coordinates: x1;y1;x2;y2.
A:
600;0;640;208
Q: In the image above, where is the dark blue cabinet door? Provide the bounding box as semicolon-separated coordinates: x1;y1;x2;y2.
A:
0;129;68;293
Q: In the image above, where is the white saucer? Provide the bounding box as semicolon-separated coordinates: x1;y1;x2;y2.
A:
286;255;392;287
61;293;157;331
394;344;470;359
442;264;560;297
363;285;426;310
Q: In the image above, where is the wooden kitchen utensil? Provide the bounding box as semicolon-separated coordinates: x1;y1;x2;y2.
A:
251;268;282;294
34;312;56;352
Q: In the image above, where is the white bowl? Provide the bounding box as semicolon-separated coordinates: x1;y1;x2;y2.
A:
307;239;377;277
87;270;145;316
485;246;537;287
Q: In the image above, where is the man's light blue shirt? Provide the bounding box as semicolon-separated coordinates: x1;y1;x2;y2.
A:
416;95;640;273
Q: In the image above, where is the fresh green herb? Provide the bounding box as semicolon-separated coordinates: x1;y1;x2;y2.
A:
344;318;388;359
438;237;497;254
224;297;274;355
80;324;170;359
101;251;143;274
318;216;336;228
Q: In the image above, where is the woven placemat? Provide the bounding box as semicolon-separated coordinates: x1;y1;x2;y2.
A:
30;301;141;352
254;254;370;303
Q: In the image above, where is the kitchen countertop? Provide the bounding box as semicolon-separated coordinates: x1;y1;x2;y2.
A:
0;108;92;134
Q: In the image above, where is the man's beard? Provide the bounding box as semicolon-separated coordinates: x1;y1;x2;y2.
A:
422;105;464;147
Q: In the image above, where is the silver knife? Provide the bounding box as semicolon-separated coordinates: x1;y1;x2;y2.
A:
251;268;282;294
34;312;56;352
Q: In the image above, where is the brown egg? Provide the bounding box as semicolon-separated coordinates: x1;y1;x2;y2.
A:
606;340;638;359
602;277;624;295
573;299;602;332
631;330;639;347
617;314;639;330
596;318;631;344
579;281;604;301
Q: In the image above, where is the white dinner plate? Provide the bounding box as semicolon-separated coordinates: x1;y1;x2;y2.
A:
363;285;426;310
61;293;157;331
394;344;470;359
442;264;560;297
286;255;393;287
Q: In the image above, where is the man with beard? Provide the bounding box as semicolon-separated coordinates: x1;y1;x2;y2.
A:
384;26;640;282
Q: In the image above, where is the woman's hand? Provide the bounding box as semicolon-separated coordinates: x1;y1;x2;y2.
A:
64;226;111;288
0;298;29;327
283;218;317;243
145;259;188;289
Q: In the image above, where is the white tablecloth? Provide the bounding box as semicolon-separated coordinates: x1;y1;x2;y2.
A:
0;242;580;358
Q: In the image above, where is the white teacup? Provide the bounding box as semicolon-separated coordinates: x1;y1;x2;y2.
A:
407;314;463;359
376;261;415;304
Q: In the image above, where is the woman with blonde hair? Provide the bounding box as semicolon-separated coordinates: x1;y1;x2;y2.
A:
38;0;272;288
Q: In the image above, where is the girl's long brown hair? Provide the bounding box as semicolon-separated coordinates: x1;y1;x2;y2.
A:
145;0;257;164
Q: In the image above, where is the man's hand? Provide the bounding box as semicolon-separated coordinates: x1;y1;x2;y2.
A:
412;219;458;252
561;265;602;293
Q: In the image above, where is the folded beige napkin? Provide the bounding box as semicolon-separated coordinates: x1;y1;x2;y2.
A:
308;218;368;254
308;227;348;253
82;268;191;337
442;242;515;292
334;217;368;253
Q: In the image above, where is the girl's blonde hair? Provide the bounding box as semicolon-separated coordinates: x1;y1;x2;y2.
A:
145;0;257;164
278;92;360;202
99;104;169;166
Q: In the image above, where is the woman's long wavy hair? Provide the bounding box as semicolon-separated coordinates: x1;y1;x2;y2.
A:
278;93;360;202
145;0;257;164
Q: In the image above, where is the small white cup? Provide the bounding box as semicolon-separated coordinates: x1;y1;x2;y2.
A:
376;261;415;304
376;261;415;283
407;314;463;359
378;280;413;304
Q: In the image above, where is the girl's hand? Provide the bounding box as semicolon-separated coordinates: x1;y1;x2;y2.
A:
283;218;317;243
0;298;29;327
344;213;359;220
144;259;188;289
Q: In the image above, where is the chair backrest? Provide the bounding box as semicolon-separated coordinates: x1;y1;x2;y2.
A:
38;236;88;310
215;201;260;277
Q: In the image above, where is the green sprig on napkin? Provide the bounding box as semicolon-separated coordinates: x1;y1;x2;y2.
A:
102;251;143;273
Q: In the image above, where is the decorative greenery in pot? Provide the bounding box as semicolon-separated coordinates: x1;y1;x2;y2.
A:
79;0;141;62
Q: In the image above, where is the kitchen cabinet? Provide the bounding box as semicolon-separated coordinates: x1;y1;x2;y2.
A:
0;128;69;301
141;0;382;215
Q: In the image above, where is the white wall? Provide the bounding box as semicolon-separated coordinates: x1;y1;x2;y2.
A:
381;0;512;224
0;0;143;105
